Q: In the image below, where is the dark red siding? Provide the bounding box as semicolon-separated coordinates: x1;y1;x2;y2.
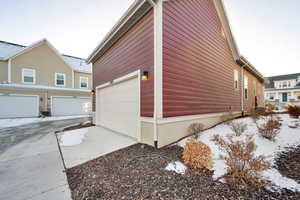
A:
163;0;242;117
93;10;154;117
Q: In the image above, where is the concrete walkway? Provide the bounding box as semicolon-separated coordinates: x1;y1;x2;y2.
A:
0;117;90;200
58;126;137;168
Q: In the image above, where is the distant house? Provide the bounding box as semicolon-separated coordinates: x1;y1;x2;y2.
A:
0;39;92;118
265;73;300;107
87;0;265;148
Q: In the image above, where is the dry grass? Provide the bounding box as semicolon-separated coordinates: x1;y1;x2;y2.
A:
188;123;204;140
182;140;213;170
211;134;271;187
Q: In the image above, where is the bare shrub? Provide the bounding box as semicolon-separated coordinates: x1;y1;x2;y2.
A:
188;123;204;140
287;105;300;118
211;134;271;187
182;140;213;170
265;103;277;112
256;115;281;141
228;121;247;136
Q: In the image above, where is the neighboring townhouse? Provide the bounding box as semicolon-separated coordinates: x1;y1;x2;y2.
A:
265;73;300;107
0;39;92;118
87;0;265;148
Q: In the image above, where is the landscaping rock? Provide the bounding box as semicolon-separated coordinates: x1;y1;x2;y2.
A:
67;144;300;200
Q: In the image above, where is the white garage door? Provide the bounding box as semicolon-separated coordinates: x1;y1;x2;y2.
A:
0;94;39;118
96;77;139;139
51;96;92;116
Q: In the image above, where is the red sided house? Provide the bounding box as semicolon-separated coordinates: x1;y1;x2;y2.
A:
87;0;265;148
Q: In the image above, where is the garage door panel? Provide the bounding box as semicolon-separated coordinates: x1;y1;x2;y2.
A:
96;78;139;139
0;95;39;118
52;97;92;116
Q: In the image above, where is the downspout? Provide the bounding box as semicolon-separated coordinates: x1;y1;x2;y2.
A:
148;0;161;148
241;64;245;116
8;59;11;83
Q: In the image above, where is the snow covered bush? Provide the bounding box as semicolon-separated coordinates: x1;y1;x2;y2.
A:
228;121;247;136
287;105;300;118
182;140;213;170
211;134;271;187
188;123;204;140
256;116;281;141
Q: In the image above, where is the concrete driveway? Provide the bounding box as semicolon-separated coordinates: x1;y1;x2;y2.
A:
0;117;90;200
58;126;137;168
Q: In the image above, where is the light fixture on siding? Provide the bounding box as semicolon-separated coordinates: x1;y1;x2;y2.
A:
142;71;149;81
91;89;95;95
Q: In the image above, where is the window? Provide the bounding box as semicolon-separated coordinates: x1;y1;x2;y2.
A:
22;68;36;84
244;76;248;99
283;81;287;88
80;77;88;88
55;73;65;86
298;95;300;100
234;70;239;89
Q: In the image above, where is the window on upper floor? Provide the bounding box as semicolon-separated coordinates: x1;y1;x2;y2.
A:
234;70;239;89
244;76;248;99
22;68;36;84
55;73;65;86
80;77;88;88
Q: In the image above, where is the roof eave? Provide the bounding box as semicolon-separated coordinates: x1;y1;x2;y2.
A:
87;0;152;63
237;56;265;83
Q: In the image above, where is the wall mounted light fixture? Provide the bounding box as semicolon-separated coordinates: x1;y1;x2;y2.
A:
142;71;149;81
91;89;95;95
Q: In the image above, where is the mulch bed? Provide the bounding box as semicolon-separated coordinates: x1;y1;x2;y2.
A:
275;145;300;184
67;144;300;200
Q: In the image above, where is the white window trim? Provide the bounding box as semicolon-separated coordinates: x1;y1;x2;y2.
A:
55;73;66;87
79;76;88;89
234;69;239;90
22;68;36;84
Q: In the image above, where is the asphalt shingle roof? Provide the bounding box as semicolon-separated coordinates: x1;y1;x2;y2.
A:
0;40;91;73
266;73;300;88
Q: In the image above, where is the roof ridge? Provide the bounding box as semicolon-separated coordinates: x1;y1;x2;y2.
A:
0;40;87;62
268;73;300;79
62;54;85;60
0;40;26;48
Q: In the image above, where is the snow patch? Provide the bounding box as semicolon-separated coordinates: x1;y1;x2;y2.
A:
60;128;88;147
165;161;187;174
0;115;90;128
178;114;300;191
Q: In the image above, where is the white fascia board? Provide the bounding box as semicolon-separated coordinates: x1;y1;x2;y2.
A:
95;70;140;90
87;0;148;63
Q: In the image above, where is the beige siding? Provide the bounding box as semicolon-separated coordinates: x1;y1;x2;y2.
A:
10;43;73;88
74;72;92;89
0;61;8;82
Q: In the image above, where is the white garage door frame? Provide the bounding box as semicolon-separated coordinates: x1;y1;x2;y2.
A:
0;93;39;118
50;96;92;116
95;70;141;142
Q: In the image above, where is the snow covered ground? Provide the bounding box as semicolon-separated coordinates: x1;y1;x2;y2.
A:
0;115;90;128
178;114;300;192
59;128;88;147
165;161;187;174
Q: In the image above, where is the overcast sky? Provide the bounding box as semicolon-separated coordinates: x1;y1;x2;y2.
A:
0;0;299;77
